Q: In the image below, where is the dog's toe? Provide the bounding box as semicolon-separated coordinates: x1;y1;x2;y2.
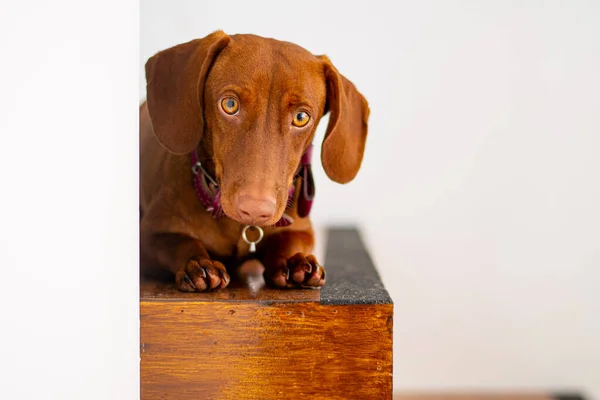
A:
175;270;197;292
265;253;326;289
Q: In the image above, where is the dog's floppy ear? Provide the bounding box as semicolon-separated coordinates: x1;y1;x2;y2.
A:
145;31;230;154
319;55;370;184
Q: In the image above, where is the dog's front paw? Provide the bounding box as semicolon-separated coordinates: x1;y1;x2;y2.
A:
264;253;326;289
175;257;230;292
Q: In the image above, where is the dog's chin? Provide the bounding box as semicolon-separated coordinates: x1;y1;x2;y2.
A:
221;206;284;227
229;214;283;227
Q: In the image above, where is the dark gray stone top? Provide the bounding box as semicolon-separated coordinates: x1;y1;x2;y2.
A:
321;227;392;305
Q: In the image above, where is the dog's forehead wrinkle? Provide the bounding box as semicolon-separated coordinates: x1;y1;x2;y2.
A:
230;33;314;56
216;36;319;81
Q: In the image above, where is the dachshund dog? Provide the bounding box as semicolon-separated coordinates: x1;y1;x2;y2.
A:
140;31;369;291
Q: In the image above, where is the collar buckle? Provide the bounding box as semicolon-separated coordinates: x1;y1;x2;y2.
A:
192;161;219;188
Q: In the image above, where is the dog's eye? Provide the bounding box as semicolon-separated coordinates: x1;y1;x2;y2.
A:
292;111;310;127
221;97;239;115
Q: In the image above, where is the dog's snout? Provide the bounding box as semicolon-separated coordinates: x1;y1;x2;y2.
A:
235;194;276;224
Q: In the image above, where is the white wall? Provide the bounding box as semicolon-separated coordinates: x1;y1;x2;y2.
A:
141;1;600;397
1;1;139;399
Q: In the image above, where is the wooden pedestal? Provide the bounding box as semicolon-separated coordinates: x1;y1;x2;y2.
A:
140;228;393;400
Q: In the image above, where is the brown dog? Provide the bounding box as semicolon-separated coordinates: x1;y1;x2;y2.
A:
140;31;369;291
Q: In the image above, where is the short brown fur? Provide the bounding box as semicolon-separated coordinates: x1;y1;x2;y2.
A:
140;31;369;291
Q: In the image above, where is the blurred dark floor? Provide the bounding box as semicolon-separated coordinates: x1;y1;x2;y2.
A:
393;394;585;400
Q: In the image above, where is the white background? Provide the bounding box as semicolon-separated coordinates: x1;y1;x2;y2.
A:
1;1;598;399
1;1;139;399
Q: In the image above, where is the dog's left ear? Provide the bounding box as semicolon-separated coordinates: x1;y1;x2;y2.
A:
145;31;231;155
318;55;370;184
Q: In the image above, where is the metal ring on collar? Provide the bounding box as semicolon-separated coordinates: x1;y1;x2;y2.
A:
241;225;264;253
241;225;264;244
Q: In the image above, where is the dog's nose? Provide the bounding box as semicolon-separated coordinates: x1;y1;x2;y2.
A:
235;194;276;224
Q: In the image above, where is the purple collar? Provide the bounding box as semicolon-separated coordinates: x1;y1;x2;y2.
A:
190;144;315;227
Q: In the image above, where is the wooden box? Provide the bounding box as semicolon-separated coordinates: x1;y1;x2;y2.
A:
140;228;393;399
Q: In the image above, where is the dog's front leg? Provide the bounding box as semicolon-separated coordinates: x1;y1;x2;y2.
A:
141;232;230;292
260;230;326;289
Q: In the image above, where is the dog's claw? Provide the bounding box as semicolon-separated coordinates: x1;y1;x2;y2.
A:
219;269;230;285
183;274;195;288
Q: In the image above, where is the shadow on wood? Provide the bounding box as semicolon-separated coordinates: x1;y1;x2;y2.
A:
140;228;393;400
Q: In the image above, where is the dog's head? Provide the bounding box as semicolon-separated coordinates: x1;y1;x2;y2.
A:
145;31;369;226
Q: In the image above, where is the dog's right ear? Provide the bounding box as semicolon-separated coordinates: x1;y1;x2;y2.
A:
145;31;230;155
318;55;370;184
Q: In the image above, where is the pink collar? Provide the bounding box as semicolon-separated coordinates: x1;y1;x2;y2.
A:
190;144;315;227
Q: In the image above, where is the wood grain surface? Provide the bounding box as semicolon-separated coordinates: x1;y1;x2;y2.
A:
141;301;393;399
140;274;320;303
